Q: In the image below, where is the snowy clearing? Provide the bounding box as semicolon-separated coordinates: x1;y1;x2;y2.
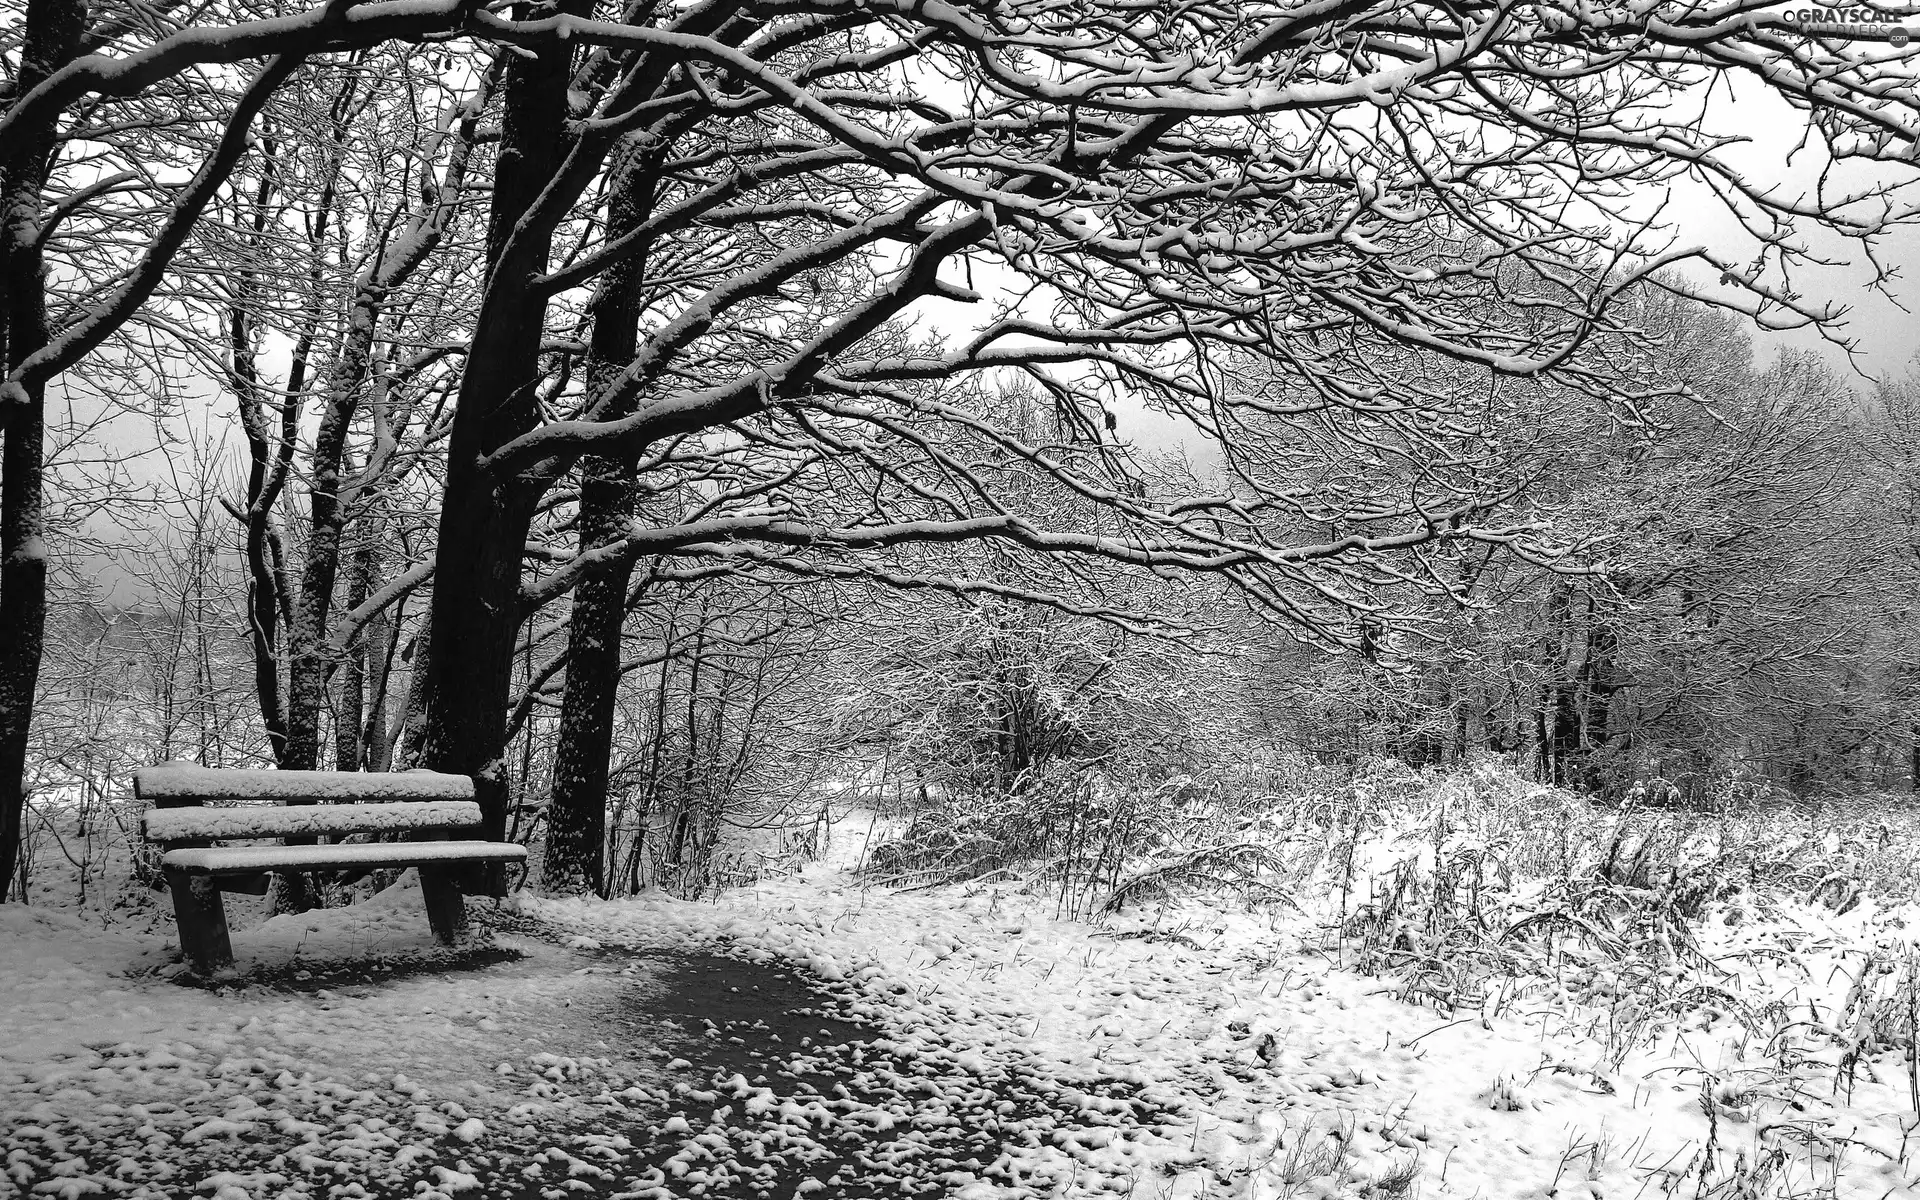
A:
6;806;1920;1200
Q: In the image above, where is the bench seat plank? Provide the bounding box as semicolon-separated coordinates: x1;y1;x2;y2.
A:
145;800;483;842
138;765;521;973
162;840;527;876
136;763;474;805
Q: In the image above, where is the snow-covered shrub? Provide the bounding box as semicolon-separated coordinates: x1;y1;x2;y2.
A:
1320;765;1920;1081
863;763;1201;916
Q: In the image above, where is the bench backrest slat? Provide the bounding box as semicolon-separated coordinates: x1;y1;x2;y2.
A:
136;764;507;973
145;800;484;844
134;764;474;808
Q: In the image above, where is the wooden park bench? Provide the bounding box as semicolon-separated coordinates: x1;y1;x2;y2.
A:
135;763;527;974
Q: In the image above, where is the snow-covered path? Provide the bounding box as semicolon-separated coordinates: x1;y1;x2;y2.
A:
6;844;1918;1200
0;876;1182;1200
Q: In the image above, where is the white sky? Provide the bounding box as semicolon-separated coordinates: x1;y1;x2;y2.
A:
1655;68;1920;381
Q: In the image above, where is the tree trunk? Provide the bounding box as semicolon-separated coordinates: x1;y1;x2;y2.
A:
394;618;433;767
0;350;47;907
273;396;358;914
334;530;371;772
544;140;656;895
361;555;398;773
286;254;387;771
0;0;86;902
283;392;357;772
1537;584;1582;788
1579;618;1623;795
412;3;583;885
228;136;301;764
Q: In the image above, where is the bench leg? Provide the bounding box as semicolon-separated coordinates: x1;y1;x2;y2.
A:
418;866;468;945
165;868;233;975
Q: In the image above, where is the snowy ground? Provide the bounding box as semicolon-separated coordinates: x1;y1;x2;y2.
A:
6;808;1920;1200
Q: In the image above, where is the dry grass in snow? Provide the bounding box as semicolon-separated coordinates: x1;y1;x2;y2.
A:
6;766;1920;1200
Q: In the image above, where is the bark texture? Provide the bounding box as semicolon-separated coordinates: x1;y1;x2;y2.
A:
412;1;585;885
543;140;657;895
0;0;86;901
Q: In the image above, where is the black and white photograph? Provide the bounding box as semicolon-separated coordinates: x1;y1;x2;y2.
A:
4;1;1920;1196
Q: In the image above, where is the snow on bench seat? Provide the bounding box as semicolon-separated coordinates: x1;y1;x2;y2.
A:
144;800;483;843
136;764;520;973
135;763;474;805
162;840;527;876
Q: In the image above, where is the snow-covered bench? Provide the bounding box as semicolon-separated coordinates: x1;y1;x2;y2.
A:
135;763;527;974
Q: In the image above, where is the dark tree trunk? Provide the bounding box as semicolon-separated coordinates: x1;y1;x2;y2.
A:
412;3;584;884
275;340;363;914
284;142;388;773
544;140;657;895
229;155;294;762
0;337;46;906
334;530;371;773
1578;618;1624;794
394;618;433;767
284;386;361;771
0;0;86;902
258;96;354;783
363;616;397;773
1536;584;1584;788
359;538;399;773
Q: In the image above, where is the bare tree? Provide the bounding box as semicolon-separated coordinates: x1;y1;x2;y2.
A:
5;0;1920;894
543;133;661;894
1270;321;1920;799
1868;362;1920;790
0;0;88;908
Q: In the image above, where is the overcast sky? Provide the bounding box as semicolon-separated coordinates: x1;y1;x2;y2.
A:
1666;71;1920;382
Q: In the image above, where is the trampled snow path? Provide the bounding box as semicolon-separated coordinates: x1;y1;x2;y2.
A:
533;877;1920;1200
6;842;1920;1199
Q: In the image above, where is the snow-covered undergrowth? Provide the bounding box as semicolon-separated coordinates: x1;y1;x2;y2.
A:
539;842;1920;1200
864;761;1920;1199
6;771;1920;1199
